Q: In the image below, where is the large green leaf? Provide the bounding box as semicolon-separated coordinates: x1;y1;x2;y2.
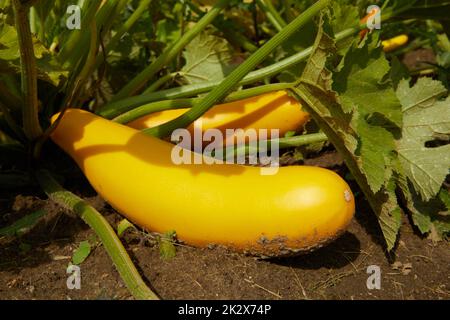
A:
292;11;402;250
396;78;450;201
332;34;402;193
180;32;237;84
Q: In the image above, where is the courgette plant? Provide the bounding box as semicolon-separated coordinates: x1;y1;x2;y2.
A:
1;0;449;299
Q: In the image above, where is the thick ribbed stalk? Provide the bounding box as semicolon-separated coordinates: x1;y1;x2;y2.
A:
12;0;43;140
112;0;229;101
143;0;330;138
36;170;159;300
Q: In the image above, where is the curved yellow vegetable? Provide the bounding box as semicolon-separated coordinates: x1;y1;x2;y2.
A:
127;90;310;146
50;109;355;257
382;35;409;52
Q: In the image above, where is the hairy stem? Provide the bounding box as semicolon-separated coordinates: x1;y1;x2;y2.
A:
256;0;287;32
12;0;43;140
36;170;159;300
225;132;328;159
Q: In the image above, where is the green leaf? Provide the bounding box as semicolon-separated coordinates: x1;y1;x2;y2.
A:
159;230;176;259
117;219;135;237
333;35;403;127
72;240;92;265
0;23;19;60
0;209;47;237
440;188;450;208
332;33;402;193
180;32;238;84
355;115;397;193
396;78;450;201
390;56;410;90
156;18;182;46
0;23;67;86
398;170;450;241
292;11;402;250
330;1;359;55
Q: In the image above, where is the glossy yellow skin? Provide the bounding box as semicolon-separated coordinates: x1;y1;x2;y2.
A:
127;90;310;146
382;35;409;52
51;109;355;256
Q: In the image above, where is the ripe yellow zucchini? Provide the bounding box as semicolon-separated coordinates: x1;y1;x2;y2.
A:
381;35;409;52
127;90;310;146
50;109;355;257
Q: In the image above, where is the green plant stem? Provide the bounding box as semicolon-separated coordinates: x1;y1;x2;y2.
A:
142;72;178;95
36;170;159;300
95;0;152;69
100;0;129;39
256;0;287;32
29;6;37;34
98;26;357;119
142;0;331;138
12;0;43;141
58;0;102;67
225;132;328;159
33;21;100;159
186;0;258;52
115;83;293;125
112;0;229;101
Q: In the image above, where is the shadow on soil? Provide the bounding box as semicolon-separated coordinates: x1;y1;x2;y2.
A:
270;231;361;270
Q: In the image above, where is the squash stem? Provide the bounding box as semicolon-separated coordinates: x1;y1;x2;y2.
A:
225;132;329;159
36;170;159;300
142;72;179;95
114;83;293;125
112;0;229;101
256;0;287;32
12;0;43;141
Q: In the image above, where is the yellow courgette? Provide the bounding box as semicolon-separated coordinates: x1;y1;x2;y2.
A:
381;35;409;52
50;109;355;257
127;90;310;146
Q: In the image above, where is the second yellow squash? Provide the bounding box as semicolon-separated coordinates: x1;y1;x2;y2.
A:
127;90;310;145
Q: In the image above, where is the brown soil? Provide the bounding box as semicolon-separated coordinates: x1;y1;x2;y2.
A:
0;153;449;300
